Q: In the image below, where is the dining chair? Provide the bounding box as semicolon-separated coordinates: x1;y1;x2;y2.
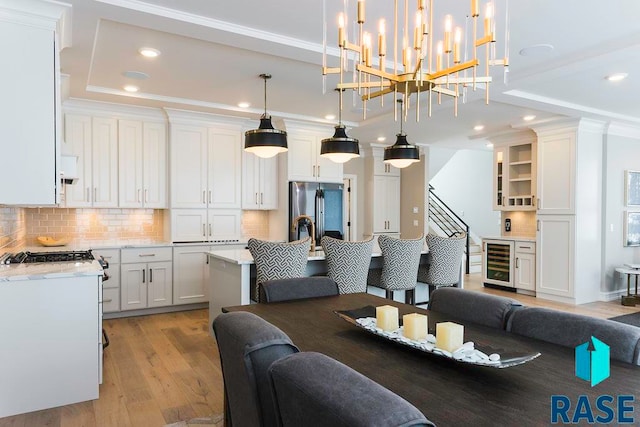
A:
212;311;299;427
428;287;523;329
367;234;424;304
507;307;640;365
321;235;374;294
247;237;310;302
269;352;435;427
417;232;466;299
259;277;339;303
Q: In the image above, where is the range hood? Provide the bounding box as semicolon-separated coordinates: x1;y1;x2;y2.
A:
59;155;78;184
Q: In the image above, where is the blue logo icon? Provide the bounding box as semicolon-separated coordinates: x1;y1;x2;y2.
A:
575;336;610;387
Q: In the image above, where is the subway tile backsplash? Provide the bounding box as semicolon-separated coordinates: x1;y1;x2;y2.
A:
242;210;270;240
0;207;26;249
501;211;536;238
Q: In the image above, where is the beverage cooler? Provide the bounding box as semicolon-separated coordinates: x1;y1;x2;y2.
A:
482;239;515;287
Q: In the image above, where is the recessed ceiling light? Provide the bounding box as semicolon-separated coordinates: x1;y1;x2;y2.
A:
122;71;149;80
377;136;386;142
486;143;494;148
474;125;485;131
606;73;628;82
523;115;536;121
519;44;554;57
325;114;336;120
238;102;250;108
139;47;161;58
123;85;139;93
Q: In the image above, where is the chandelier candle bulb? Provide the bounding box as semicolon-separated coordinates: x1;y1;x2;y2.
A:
419;0;426;11
403;313;428;341
376;305;399;332
338;13;346;47
378;19;386;56
453;27;462;63
414;12;422;50
436;41;443;71
471;0;479;17
436;322;465;353
357;0;365;24
444;15;453;53
484;3;493;37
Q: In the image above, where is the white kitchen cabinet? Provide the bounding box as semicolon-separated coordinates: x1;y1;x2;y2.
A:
535;128;576;215
173;245;211;305
170;123;242;209
121;247;173;310
514;241;535;292
372;156;401;177
118;119;167;208
63;115;118;208
242;151;278;209
171;209;242;242
373;175;401;233
287;123;343;183
0;4;66;206
536;215;574;300
489;131;537;211
92;248;120;313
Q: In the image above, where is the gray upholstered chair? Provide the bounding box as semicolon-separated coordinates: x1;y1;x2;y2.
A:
212;312;299;427
507;307;640;365
321;236;374;294
269;352;435;427
428;287;523;329
248;237;310;302
259;277;339;303
367;234;424;304
417;233;466;299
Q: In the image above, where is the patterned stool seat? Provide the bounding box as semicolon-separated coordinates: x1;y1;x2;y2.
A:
321;236;374;294
417;233;466;299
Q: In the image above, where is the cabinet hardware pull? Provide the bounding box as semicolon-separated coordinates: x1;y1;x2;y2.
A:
142;269;145;283
520;246;531;249
502;196;505;206
537;197;540;209
104;298;112;303
516;257;519;268
94;188;98;202
255;192;258;204
209;224;212;236
203;224;206;237
313;165;316;177
260;192;263;204
149;268;153;283
317;165;320;177
206;254;209;265
209;190;212;204
532;195;535;207
144;189;148;203
536;220;540;232
203;191;206;204
137;189;141;202
138;254;156;257
86;187;90;202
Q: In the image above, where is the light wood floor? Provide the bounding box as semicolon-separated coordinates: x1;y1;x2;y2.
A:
1;274;638;426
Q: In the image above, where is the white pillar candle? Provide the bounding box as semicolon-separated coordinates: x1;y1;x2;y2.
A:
403;313;428;341
376;305;399;331
435;322;464;352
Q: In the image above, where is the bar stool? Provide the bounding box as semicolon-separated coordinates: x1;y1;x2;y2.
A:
367;234;424;304
321;236;374;294
417;233;466;299
247;237;310;302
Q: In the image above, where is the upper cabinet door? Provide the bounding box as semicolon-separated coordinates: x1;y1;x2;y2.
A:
241;150;260;210
142;122;167;208
208;127;241;209
315;142;344;183
0;20;56;206
171;124;208;208
64;114;93;208
259;156;278;209
118;119;144;208
92;117;119;208
537;131;576;214
287;134;317;182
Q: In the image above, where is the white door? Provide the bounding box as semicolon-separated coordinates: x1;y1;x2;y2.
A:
92;117;119;207
171;124;208;208
147;261;172;307
241;150;260;209
287;134;316;181
515;252;536;291
171;209;208;242
118;119;143;208
63;114;93;207
173;246;210;305
315;137;344;183
208;210;242;240
259;156;278;209
208;128;242;208
536;215;575;298
386;176;401;233
143;121;167;208
373;175;388;233
120;262;147;310
537;131;576;214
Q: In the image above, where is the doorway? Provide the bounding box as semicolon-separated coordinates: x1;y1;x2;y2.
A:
343;174;357;241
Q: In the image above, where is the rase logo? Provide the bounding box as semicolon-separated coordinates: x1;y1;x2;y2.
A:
575;336;610;387
550;337;635;424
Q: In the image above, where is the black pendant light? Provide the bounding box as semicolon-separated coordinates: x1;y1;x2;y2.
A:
383;99;420;169
320;89;360;163
244;73;287;158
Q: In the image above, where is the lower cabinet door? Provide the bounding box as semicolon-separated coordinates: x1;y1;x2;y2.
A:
173;246;210;305
515;252;536;291
147;261;173;308
120;262;147;310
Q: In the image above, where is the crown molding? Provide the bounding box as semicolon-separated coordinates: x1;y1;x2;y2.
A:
606;122;640;139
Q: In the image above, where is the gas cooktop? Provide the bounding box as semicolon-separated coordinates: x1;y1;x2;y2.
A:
2;250;96;265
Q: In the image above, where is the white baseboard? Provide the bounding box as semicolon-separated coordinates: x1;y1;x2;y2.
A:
599;289;627;302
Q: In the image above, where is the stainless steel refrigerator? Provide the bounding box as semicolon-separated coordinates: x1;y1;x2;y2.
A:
289;181;344;245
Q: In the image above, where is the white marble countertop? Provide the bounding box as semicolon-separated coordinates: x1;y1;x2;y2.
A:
482;236;536;243
0;260;104;282
3;239;249;253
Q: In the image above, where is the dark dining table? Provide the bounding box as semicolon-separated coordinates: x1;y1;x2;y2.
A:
222;293;640;426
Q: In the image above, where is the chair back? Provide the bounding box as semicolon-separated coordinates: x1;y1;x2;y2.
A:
420;233;465;286
248;237;310;302
507;307;640;365
321;236;374;294
428;287;523;329
269;352;435;427
259;277;339;303
377;234;424;291
213;312;299;427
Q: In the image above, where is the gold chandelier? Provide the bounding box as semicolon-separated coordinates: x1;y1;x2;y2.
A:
322;0;509;121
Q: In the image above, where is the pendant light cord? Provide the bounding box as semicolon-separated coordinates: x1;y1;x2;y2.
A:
263;76;268;117
398;99;404;135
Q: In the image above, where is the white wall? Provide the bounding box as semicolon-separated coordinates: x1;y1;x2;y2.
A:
602;131;640;293
429;149;500;239
428;146;457;180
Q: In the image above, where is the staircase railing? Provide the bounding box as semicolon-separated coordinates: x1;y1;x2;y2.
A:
428;184;470;274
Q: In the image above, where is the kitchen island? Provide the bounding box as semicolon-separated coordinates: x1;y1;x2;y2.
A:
207;244;464;335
